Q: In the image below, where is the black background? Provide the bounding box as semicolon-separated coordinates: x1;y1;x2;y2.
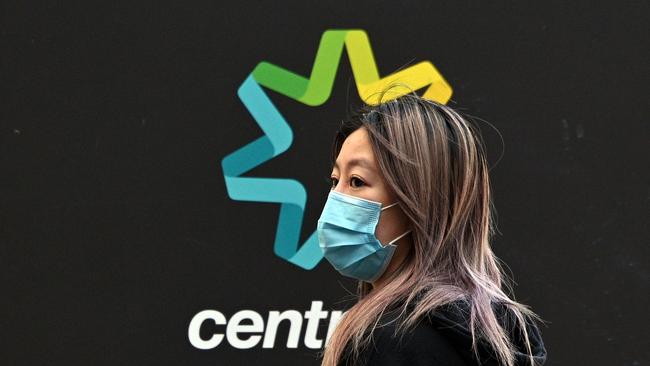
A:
1;1;648;365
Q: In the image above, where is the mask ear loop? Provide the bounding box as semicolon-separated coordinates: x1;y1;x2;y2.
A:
386;229;412;246
379;201;412;246
381;202;399;211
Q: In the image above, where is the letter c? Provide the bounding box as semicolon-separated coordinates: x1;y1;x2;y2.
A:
188;310;226;349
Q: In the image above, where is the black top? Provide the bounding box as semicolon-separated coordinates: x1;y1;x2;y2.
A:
337;299;547;366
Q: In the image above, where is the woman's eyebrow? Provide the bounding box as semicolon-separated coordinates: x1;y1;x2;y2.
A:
333;158;375;172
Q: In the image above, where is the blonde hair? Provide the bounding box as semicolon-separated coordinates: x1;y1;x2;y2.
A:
319;86;546;366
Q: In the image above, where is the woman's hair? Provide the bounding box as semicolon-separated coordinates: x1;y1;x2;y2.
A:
318;86;546;366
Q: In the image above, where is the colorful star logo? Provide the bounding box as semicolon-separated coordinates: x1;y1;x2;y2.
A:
221;29;452;270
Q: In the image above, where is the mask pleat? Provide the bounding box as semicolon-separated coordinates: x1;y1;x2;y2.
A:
317;224;371;246
333;246;381;271
318;204;377;233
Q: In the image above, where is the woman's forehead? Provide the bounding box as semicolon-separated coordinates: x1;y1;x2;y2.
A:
341;128;371;152
334;156;375;172
335;128;378;170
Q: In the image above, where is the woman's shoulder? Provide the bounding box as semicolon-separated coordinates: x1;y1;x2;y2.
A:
343;304;469;366
340;298;547;366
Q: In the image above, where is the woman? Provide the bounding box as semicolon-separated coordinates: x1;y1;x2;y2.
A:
316;89;547;366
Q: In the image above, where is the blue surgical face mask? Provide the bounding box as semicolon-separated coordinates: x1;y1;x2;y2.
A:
317;190;412;282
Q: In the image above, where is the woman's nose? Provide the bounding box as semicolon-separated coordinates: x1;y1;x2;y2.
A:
333;185;350;196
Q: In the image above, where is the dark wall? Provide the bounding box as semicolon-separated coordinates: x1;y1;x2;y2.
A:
1;1;647;365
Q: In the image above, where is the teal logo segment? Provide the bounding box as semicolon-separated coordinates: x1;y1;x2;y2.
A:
221;75;321;270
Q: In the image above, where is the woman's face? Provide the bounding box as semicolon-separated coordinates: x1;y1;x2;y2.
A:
329;127;411;252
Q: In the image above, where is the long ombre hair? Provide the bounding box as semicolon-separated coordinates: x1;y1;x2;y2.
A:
319;87;546;366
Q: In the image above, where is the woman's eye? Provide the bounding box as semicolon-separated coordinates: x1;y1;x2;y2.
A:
350;177;365;188
328;176;364;189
